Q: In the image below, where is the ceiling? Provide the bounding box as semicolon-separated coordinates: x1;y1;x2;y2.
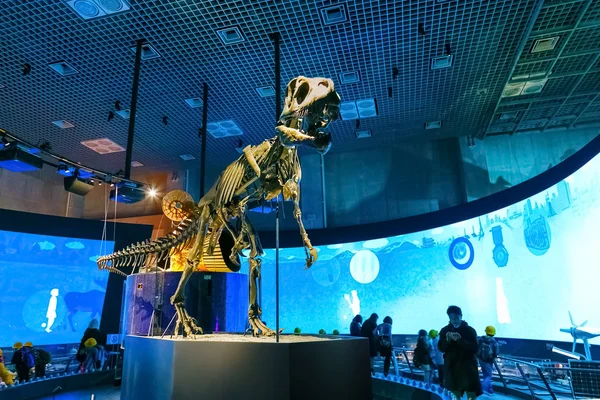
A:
0;0;599;174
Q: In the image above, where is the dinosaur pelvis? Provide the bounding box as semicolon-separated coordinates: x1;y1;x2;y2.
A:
169;228;240;273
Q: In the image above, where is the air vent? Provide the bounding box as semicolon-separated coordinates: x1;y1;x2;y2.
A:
179;154;196;161
66;0;131;20
216;26;246;45
131;161;144;167
425;121;442;130
184;98;203;108
130;43;161;60
355;130;372;139
319;4;349;26
431;55;454;70
0;84;5;89
502;82;526;97
531;37;560;53
52;120;75;129
255;86;276;98
48;61;78;76
81;138;125;154
116;109;132;119
522;79;547;95
356;98;378;118
339;101;359;120
206;120;244;139
339;71;361;84
498;111;520;121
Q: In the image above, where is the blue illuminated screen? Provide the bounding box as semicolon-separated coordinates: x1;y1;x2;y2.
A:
259;155;600;342
0;231;114;347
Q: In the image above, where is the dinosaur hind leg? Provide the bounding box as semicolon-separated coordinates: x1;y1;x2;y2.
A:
169;206;210;338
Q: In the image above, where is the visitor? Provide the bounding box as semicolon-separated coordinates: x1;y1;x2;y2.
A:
24;342;51;378
413;329;434;384
375;316;393;376
350;314;363;337
438;306;482;400
11;342;34;382
77;319;106;369
0;349;14;386
478;326;499;394
360;313;378;373
429;329;444;387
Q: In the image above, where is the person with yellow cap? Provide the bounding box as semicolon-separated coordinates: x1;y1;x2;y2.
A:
11;341;34;382
477;326;499;394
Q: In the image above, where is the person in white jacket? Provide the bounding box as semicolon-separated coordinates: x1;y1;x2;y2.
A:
429;329;445;387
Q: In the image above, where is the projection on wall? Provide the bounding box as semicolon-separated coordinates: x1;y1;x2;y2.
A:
0;230;114;347
259;154;600;342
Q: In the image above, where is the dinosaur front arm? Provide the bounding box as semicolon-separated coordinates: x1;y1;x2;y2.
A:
276;125;315;147
283;175;317;268
242;145;261;177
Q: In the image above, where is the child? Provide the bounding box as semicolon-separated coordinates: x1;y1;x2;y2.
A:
429;329;445;386
11;342;34;382
413;329;434;384
478;326;499;394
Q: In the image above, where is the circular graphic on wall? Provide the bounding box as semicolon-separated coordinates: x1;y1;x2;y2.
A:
349;250;380;284
311;259;341;287
448;237;475;270
523;215;552;256
22;289;67;333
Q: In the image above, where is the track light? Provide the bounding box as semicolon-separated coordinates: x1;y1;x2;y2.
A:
387;87;393;99
115;100;121;111
238;139;243;147
22;63;32;76
162;116;168;126
392;67;399;80
445;42;452;56
356;120;360;129
418;23;426;36
38;140;52;151
108;111;115;122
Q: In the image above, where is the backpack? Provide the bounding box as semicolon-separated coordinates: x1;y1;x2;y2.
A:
478;338;494;362
21;349;35;369
34;349;51;365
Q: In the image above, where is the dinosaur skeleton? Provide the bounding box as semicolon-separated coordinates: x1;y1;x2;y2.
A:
97;76;341;337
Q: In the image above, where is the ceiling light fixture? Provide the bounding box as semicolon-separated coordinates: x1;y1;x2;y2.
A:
66;0;131;21
52;120;75;129
130;43;161;60
184;98;203;108
531;37;560;53
81;138;125;155
338;71;361;85
206;120;244;139
216;26;246;45
425;121;442;130
355;130;372;139
319;4;349;26
48;61;78;76
179;154;196;161
431;55;454;70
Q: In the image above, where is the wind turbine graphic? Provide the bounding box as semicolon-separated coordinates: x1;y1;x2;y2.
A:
560;312;600;360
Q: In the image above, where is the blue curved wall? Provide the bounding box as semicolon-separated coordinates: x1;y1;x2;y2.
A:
255;133;600;341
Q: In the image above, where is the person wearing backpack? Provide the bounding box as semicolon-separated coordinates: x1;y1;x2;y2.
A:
413;329;435;383
478;326;499;394
375;316;394;376
26;343;51;378
11;342;34;382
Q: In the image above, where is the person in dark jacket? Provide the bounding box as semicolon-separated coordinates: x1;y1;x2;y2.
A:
350;314;363;336
76;319;106;366
11;342;33;382
360;313;378;372
438;306;482;400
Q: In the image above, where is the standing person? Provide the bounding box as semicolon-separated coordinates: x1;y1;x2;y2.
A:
413;329;434;384
375;316;393;376
429;329;445;386
438;306;482;400
11;342;34;382
478;326;499;394
360;313;379;373
350;314;363;337
0;349;15;386
77;319;106;367
25;343;51;379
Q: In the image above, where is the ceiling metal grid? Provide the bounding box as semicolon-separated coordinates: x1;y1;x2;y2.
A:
488;0;600;136
0;0;596;173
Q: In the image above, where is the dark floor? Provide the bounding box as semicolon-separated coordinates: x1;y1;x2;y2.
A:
34;385;120;400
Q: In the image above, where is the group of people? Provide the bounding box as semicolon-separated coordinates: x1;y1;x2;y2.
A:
350;305;499;399
9;342;51;383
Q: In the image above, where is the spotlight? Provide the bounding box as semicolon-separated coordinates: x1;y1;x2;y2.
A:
238;139;243;147
418;23;426;36
198;127;204;137
387;87;393;99
38;140;52;152
0;135;9;149
162;116;168;126
115;100;121;111
392;67;399;80
108;111;115;122
64;173;94;196
22;63;32;76
235;139;244;154
445;42;452;56
171;171;178;182
147;187;158;197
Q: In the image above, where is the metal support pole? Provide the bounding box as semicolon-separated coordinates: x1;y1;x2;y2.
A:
321;153;327;228
199;82;209;198
269;31;282;343
124;39;144;179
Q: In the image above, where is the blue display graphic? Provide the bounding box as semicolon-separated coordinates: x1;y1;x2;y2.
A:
257;155;600;342
0;230;114;347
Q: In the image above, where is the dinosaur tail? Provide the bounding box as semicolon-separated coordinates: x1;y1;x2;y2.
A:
96;208;201;276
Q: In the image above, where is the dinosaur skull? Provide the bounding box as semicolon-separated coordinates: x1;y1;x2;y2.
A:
280;76;340;154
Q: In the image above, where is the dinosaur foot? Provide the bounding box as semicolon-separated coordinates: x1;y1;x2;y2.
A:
249;316;282;337
173;302;203;339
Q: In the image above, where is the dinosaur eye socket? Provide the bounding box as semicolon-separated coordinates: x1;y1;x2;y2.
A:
318;81;329;88
295;82;310;105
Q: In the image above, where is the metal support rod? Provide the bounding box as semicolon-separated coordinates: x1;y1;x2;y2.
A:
516;363;536;399
199;82;209;198
124;39;144;179
493;359;508;389
482;0;544;138
320;153;327;228
269;31;282;343
537;366;557;400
